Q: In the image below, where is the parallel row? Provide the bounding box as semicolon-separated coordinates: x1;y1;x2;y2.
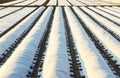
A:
64;7;115;78
41;7;70;78
71;7;120;77
63;8;85;78
75;7;120;64
30;6;55;78
0;6;84;78
0;6;120;78
0;0;116;6
0;7;36;35
0;6;120;36
0;6;54;78
31;7;85;78
0;7;46;66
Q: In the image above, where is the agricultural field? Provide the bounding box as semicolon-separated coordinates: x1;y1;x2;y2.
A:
0;0;120;78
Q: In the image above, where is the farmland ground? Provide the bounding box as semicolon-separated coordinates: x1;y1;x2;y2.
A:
0;0;120;78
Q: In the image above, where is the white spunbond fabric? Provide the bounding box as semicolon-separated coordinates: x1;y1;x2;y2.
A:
42;7;70;78
0;7;45;58
58;0;70;6
0;7;36;34
47;0;57;5
97;7;120;18
0;7;21;17
65;6;116;78
88;6;120;35
76;7;120;64
0;7;53;78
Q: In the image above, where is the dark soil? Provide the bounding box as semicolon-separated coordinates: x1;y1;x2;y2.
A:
0;0;16;4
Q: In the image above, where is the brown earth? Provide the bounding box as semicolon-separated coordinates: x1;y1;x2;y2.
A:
0;0;15;4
